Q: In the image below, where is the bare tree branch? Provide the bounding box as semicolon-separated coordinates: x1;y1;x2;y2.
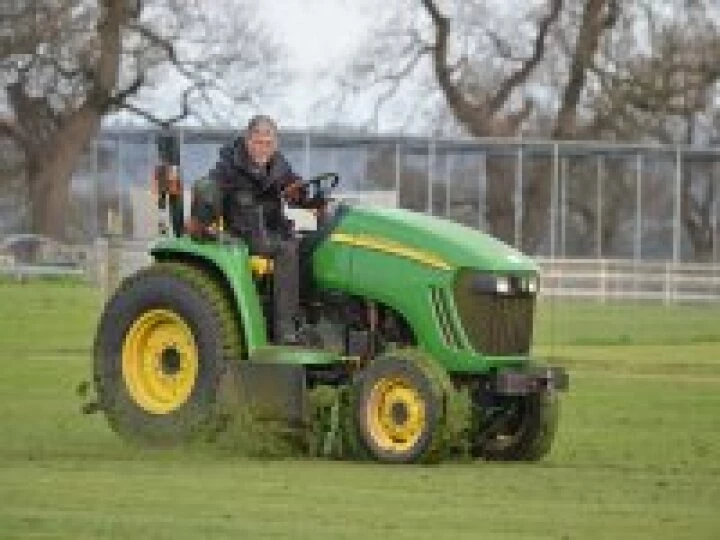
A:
553;0;620;138
0;117;30;150
1;0;283;238
486;0;563;117
418;0;563;136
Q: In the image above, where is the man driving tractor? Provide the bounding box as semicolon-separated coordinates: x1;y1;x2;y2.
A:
189;115;313;344
94;116;567;463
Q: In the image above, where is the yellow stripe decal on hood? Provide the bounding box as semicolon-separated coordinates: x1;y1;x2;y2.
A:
330;233;453;271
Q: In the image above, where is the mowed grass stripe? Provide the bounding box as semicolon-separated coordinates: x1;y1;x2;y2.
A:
0;281;719;539
534;298;720;346
1;460;718;539
0;281;101;355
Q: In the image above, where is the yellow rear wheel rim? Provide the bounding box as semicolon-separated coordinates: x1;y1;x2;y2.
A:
366;376;426;452
122;309;199;415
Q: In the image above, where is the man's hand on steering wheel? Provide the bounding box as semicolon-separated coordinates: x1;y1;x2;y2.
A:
187;216;220;240
282;178;307;205
282;172;340;209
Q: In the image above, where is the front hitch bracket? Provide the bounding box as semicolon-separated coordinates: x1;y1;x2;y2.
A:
494;366;569;396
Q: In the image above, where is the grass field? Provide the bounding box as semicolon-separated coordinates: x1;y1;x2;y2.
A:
1;280;719;539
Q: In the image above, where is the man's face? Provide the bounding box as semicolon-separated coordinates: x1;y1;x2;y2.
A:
245;128;277;167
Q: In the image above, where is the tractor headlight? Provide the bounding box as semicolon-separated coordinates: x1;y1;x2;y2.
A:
527;277;538;294
469;274;511;295
518;276;539;294
495;276;511;295
467;273;538;296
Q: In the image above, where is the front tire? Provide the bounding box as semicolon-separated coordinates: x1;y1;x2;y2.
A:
349;350;452;464
93;262;242;444
472;390;558;461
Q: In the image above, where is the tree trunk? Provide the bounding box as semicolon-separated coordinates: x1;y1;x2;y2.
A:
553;0;617;138
11;0;125;240
26;109;102;240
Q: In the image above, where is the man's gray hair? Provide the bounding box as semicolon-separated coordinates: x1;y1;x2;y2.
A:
246;115;278;138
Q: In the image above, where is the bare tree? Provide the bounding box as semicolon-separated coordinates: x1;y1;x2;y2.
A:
552;0;619;137
330;0;623;249
0;0;282;239
336;0;720;259
582;1;720;259
335;0;623;137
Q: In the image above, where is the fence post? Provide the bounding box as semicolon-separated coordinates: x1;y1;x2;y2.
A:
674;147;682;264
635;152;643;297
394;142;401;208
713;159;718;266
92;139;100;240
428;138;435;215
105;209;122;297
303;132;311;178
635;153;643;261
445;152;452;218
551;143;558;259
116;135;123;238
596;154;604;258
95;237;108;296
515;144;523;249
478;151;487;231
560;155;567;257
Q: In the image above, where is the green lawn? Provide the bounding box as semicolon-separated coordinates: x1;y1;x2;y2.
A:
0;281;719;539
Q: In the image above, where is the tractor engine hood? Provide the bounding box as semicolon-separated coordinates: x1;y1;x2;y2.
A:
330;204;538;274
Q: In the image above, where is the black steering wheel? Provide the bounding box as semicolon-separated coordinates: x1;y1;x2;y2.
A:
303;172;340;206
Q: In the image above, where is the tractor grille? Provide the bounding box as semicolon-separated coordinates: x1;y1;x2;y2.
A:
430;286;464;350
453;272;535;356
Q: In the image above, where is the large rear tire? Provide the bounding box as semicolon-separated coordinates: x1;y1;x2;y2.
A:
93;262;242;444
348;349;452;464
472;390;558;461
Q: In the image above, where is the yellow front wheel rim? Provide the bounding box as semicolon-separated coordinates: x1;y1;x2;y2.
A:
366;377;426;452
122;309;199;415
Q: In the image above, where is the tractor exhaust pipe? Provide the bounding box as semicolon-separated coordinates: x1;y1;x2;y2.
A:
153;130;184;237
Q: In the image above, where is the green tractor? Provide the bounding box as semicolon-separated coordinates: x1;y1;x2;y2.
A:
92;140;567;464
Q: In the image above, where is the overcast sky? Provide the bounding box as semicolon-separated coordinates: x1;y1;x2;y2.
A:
256;0;377;128
105;0;379;129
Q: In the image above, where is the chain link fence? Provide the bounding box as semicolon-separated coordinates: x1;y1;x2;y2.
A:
1;128;719;300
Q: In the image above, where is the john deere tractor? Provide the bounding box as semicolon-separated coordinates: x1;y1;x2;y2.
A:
92;135;567;464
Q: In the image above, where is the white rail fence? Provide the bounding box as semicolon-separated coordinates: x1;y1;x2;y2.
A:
536;258;720;303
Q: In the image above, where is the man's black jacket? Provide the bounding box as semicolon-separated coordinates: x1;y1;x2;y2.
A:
192;137;305;241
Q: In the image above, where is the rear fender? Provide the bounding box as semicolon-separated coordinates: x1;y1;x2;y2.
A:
151;237;267;353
